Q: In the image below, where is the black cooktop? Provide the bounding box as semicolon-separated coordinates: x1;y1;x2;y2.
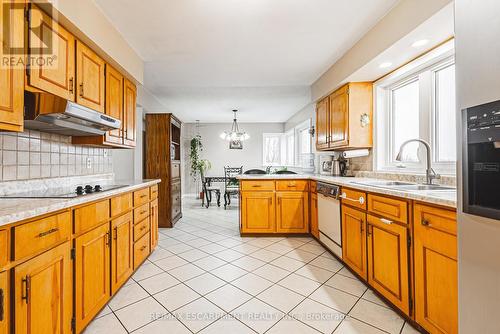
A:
0;184;128;199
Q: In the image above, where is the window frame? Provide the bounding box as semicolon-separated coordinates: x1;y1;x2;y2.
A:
374;40;456;175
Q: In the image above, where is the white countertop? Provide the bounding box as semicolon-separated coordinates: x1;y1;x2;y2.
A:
237;174;457;209
0;179;160;227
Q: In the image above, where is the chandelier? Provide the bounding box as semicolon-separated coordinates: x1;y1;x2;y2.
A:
219;110;250;141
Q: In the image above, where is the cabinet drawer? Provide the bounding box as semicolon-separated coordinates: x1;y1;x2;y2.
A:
241;180;275;191
171;181;181;194
134;188;150;206
340;188;367;210
74;200;110;234
134;217;150;241
276;180;309;191
368;194;408;224
171;162;181;179
150;185;158;200
414;203;456;236
111;193;133;217
134;203;150;223
0;229;8;268
134;232;150;269
14;211;71;261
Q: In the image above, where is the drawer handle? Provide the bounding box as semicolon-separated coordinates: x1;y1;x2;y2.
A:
79;83;84;97
140;194;148;199
140;225;146;231
140;245;147;251
380;218;393;225
69;77;74;94
421;219;431;227
37;228;59;238
340;193;365;204
287;184;296;187
140;210;147;215
252;185;262;188
21;276;30;304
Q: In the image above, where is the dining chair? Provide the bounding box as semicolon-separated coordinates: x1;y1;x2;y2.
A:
224;166;243;209
200;168;221;208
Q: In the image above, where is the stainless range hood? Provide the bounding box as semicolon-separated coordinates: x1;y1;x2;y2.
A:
24;91;121;136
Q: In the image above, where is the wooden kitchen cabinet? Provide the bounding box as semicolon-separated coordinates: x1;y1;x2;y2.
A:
414;204;457;334
341;205;367;279
0;271;9;334
315;82;372;150
150;198;159;249
241;191;276;233
76;41;105;113
123;79;137;147
310;192;319;238
105;65;124;145
75;223;110;332
27;4;76;103
111;212;133;294
315;97;329;150
0;0;24;132
367;214;410;315
14;241;72;334
276;191;309;233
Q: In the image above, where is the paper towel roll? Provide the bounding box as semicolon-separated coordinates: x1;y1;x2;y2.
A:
342;149;369;159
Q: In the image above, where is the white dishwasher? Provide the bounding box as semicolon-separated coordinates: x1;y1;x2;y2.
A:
317;182;342;259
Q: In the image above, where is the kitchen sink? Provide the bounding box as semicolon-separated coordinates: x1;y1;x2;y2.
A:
352;180;455;191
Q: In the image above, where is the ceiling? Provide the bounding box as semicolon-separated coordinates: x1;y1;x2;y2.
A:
94;0;400;122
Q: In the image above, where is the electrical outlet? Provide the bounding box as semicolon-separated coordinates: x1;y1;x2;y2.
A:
86;157;92;169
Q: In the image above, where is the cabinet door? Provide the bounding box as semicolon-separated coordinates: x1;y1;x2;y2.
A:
75;223;110;333
150;198;159;250
367;214;409;315
105;65;124;145
316;97;329;150
14;242;72;334
241;192;275;233
111;212;133;294
0;0;24;132
123;79;137;147
0;271;9;334
414;205;457;334
341;205;367;279
310;193;319;238
76;41;105;112
28;5;75;101
276;191;309;233
329;86;349;148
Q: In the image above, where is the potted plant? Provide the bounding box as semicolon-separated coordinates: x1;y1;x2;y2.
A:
190;135;204;198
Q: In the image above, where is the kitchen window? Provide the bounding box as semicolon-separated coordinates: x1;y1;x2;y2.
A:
262;120;312;168
375;40;456;174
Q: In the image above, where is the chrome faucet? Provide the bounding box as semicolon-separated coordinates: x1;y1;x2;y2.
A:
395;139;441;185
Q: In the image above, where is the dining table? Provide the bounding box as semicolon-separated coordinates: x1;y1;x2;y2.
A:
202;176;239;207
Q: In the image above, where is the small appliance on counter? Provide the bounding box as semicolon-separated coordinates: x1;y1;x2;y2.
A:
319;155;348;176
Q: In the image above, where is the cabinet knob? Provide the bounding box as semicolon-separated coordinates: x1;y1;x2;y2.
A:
421;219;431;227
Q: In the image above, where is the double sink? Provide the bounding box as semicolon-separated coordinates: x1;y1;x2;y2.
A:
351;180;455;192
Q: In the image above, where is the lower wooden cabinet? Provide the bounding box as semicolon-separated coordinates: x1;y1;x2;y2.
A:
150;198;159;249
134;232;150;270
0;271;9;334
414;204;457;334
341;205;367;279
240;191;275;233
14;241;72;334
310;192;319;238
367;214;410;315
111;212;133;294
75;223;110;333
276;191;309;233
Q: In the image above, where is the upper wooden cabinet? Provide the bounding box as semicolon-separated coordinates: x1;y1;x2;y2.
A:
14;241;72;334
316;97;329;150
105;65;124;145
123;79;137;147
316;82;373;150
0;0;24;132
414;204;457;334
76;41;105;112
27;4;76;102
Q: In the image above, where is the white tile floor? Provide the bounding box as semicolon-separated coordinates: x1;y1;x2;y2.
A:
84;197;420;334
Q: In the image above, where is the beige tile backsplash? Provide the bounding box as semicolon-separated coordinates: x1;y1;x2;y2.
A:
0;130;113;181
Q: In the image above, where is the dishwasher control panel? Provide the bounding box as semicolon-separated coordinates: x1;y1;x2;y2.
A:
317;182;340;199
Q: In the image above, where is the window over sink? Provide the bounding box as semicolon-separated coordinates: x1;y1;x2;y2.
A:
375;40;456;175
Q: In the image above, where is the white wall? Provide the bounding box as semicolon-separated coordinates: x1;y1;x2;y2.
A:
455;1;500;332
182;122;284;195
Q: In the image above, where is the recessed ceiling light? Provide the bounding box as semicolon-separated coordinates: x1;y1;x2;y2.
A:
379;62;392;69
412;39;429;47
